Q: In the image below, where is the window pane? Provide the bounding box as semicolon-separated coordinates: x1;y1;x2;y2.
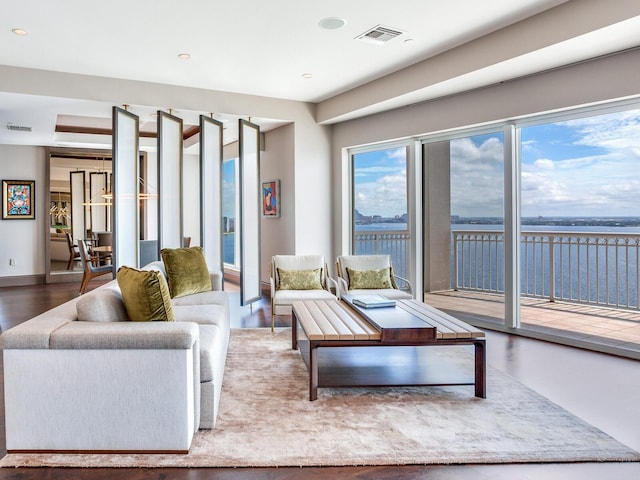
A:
352;147;409;279
222;158;236;266
520;109;640;339
424;132;505;326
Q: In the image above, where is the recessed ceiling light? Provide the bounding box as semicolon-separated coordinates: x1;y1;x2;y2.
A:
318;17;346;30
404;38;415;44
177;53;191;60
302;73;313;79
12;28;28;36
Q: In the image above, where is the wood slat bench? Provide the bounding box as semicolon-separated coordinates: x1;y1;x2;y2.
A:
292;299;486;400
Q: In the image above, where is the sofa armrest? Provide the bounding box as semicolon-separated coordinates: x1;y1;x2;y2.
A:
48;321;199;350
209;270;223;291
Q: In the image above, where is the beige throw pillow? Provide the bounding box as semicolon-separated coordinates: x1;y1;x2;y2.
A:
346;267;393;289
277;268;323;290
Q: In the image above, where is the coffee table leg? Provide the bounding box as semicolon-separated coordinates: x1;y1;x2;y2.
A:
474;339;486;398
292;310;298;350
309;342;318;401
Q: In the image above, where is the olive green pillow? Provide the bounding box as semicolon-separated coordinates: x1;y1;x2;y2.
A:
116;266;175;322
161;246;212;298
346;267;393;289
277;268;323;290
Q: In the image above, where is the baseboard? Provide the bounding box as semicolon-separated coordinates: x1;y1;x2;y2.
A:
0;274;46;288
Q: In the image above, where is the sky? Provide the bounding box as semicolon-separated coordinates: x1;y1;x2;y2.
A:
518;109;640;217
353;108;640;219
353;147;407;218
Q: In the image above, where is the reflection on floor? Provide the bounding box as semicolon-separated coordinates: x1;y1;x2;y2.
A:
425;290;640;358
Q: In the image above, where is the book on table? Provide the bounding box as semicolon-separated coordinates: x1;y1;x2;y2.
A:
349;294;396;308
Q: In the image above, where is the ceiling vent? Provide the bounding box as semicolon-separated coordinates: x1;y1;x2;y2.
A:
6;123;32;132
355;25;405;44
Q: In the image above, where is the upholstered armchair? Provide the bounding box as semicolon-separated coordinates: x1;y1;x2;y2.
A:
270;255;337;331
336;254;413;300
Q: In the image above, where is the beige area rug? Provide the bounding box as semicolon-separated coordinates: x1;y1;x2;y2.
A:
2;328;639;468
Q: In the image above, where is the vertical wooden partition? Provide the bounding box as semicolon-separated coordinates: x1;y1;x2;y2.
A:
200;115;224;277
112;106;140;270
239;119;262;305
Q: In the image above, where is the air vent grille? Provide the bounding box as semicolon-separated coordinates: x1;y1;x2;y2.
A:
356;25;405;44
6;124;32;132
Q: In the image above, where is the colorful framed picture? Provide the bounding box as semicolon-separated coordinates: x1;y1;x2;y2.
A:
262;180;280;218
2;180;36;220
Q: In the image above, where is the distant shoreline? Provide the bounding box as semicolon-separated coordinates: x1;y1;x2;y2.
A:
451;217;640;227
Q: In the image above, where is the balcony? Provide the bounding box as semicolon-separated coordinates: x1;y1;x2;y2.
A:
355;228;640;358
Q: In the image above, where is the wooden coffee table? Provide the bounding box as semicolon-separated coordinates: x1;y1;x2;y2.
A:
291;298;486;400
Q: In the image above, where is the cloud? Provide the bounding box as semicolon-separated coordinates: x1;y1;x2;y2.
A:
450;136;504;216
451;109;640;217
354;173;407;218
534;158;554;170
562;109;640;151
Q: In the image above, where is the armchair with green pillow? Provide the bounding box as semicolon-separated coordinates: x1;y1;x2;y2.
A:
336;254;413;300
270;254;337;331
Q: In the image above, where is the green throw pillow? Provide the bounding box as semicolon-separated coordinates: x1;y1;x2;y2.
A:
161;246;212;298
116;266;175;322
277;268;323;290
347;267;393;289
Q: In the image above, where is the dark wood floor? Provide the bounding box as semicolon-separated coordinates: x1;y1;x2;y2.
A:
0;280;639;480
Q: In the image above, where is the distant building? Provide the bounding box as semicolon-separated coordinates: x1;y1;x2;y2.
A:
223;216;235;233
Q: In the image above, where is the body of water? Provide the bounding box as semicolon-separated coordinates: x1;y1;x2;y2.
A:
355;221;640;308
223;233;235;265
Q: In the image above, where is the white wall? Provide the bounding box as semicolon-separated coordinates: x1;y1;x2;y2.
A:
293;112;333;258
260;124;295;283
331;48;640;259
0;145;46;281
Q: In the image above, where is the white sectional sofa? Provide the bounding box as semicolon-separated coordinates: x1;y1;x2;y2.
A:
0;261;230;453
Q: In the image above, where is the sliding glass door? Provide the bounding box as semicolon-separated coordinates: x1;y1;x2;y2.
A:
422;131;506;326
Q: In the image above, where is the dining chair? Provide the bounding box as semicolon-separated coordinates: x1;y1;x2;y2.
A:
78;239;113;294
95;232;113;265
65;232;81;270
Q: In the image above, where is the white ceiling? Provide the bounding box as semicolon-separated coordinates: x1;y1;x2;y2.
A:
1;0;640;148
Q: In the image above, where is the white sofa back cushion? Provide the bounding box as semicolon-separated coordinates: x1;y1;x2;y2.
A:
76;284;129;322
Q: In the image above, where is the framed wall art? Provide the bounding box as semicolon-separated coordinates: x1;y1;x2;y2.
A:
262;180;280;218
2;180;35;220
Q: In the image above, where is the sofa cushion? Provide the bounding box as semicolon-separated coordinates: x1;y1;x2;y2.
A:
174;304;229;332
116;266;175;322
76;284;129;322
347;267;393;290
277;268;323;290
197;324;227;383
161;247;212;298
273;289;337;305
